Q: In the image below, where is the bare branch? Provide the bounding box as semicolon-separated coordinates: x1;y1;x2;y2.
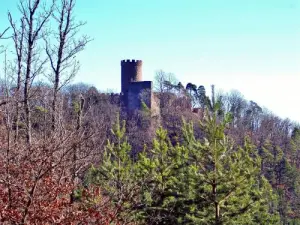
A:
44;0;91;131
0;27;10;39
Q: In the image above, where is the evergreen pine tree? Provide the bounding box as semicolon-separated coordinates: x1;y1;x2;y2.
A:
181;110;280;224
85;114;141;223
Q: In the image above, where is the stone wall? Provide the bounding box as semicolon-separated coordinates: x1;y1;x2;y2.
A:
127;81;152;111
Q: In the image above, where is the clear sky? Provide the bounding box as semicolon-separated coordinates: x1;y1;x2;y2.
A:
0;0;300;122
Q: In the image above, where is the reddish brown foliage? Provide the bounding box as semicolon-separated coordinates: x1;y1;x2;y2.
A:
0;134;120;225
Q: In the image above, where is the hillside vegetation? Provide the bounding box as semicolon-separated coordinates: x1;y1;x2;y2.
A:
0;0;300;224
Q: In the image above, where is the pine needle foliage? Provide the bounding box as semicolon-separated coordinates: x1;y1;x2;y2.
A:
86;113;141;223
181;110;280;224
86;111;280;225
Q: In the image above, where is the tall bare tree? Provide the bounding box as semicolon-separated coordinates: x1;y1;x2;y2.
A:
154;69;178;93
8;14;25;142
13;0;54;144
45;0;90;131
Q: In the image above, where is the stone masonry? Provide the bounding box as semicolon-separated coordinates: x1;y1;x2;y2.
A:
121;59;153;111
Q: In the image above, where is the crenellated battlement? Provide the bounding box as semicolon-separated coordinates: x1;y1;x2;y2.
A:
121;59;143;65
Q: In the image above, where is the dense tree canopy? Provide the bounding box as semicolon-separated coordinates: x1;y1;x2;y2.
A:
87;111;280;225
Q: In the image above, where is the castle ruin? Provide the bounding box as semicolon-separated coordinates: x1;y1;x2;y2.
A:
121;59;153;111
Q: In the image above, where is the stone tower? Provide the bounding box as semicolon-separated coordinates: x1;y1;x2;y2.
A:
120;59;158;115
121;59;143;107
121;60;143;94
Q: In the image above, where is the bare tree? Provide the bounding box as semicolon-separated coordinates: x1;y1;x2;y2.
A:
222;90;247;127
13;0;54;144
8;14;25;142
45;0;91;131
153;69;178;93
1;50;14;211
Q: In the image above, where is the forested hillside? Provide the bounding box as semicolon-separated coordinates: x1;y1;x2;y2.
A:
0;0;300;224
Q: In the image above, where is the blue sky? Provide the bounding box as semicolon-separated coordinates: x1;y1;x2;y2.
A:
1;0;300;122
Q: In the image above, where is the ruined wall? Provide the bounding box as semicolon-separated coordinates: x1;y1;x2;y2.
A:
127;81;152;111
121;59;143;107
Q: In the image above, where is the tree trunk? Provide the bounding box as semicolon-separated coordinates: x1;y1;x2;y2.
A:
215;201;220;225
24;49;32;145
52;88;58;131
14;60;22;142
213;182;221;225
51;46;62;131
24;15;33;145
